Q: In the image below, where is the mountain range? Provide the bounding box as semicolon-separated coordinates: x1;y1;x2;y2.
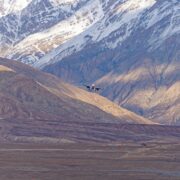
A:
0;0;179;125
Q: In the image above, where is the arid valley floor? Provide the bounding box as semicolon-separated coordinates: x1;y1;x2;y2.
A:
0;141;180;180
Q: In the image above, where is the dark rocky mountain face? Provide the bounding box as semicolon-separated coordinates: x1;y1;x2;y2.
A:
42;1;180;125
0;0;179;125
44;39;180;124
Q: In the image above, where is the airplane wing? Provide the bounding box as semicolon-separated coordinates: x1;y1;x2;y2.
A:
83;84;91;89
95;87;101;91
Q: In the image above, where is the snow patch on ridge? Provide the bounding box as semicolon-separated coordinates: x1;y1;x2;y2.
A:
147;0;180;50
0;0;31;17
35;0;157;68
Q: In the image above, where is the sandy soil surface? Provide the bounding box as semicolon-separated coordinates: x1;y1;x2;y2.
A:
0;142;179;180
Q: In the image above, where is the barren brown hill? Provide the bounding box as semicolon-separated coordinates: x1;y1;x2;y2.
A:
0;57;158;141
0;57;154;124
1;58;180;144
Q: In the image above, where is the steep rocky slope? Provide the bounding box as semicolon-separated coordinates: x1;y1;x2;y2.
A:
41;0;180;125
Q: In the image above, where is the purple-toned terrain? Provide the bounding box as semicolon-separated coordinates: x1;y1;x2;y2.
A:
0;0;179;179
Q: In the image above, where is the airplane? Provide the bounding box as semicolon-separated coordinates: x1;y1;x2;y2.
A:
83;84;102;92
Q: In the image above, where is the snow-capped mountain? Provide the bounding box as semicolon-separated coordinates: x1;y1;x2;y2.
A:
36;0;180;67
0;0;31;17
0;0;103;63
0;0;180;125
